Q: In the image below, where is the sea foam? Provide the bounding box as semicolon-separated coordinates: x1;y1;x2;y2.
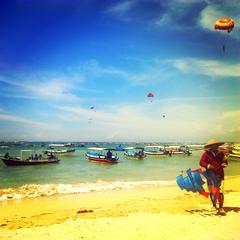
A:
0;180;175;201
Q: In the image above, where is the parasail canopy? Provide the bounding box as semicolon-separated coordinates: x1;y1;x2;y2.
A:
147;93;154;98
214;18;234;32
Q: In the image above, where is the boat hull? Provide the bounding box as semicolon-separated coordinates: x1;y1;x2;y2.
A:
124;153;145;159
44;149;75;155
1;158;60;166
144;151;166;155
229;154;240;159
87;157;118;163
86;153;118;163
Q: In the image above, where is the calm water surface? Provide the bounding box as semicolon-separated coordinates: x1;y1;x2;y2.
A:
0;143;239;189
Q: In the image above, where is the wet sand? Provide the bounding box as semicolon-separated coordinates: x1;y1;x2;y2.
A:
0;176;240;240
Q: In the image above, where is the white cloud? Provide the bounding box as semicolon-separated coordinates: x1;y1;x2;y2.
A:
223;110;240;118
26;78;80;101
51;101;222;142
155;0;202;29
0;73;85;102
1;95;239;141
172;58;240;77
209;108;240;141
198;5;223;31
82;59;129;79
81;58;171;85
0;113;56;129
105;0;134;21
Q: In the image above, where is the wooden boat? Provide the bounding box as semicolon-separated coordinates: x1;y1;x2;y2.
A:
228;143;240;160
124;147;145;159
144;145;167;156
44;148;75;154
228;153;240;159
164;145;192;156
1;150;60;166
86;147;119;163
185;144;204;151
218;143;233;154
44;143;75;155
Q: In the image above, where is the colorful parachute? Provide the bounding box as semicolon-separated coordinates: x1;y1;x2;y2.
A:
147;93;154;98
147;93;154;102
214;18;234;32
214;18;234;53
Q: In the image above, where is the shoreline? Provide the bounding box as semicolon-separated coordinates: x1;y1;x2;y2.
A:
0;175;240;239
1;174;239;202
0;179;176;202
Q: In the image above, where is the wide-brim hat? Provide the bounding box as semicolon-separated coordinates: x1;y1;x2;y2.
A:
204;139;224;148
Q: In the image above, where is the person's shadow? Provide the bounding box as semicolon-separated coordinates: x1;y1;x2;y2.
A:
185;206;240;216
223;207;240;213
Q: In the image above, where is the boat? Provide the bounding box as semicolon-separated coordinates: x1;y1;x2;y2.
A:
1;150;60;166
144;145;167;156
185;144;204;151
228;143;240;160
229;153;240;159
218;142;232;154
115;145;125;151
44;143;75;155
164;145;192;156
86;147;119;163
231;143;240;154
124;147;145;159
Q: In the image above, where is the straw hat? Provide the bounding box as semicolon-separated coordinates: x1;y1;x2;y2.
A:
204;139;224;148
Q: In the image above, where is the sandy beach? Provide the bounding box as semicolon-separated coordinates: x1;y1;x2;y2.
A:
0;176;240;240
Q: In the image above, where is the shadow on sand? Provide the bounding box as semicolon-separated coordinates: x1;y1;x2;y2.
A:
223;206;240;213
185;206;240;217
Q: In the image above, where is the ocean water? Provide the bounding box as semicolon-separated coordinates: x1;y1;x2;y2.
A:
0;143;240;201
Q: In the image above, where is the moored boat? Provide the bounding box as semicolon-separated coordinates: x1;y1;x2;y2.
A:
1;150;60;166
185;144;204;151
164;145;192;156
228;143;240;160
86;147;119;163
144;145;167;156
124;147;145;159
228;153;240;159
115;145;125;151
44;143;75;155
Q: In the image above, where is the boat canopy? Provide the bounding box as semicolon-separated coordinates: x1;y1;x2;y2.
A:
125;147;135;150
145;145;165;149
87;147;106;151
49;144;65;147
125;147;144;150
87;147;115;151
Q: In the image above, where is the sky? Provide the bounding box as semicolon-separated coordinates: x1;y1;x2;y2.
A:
0;0;239;143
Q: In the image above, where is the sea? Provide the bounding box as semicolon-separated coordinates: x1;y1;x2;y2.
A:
0;142;240;201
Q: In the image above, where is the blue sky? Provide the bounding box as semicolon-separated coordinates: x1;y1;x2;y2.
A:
0;0;239;142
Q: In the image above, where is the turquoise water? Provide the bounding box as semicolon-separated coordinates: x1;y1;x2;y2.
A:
0;143;240;189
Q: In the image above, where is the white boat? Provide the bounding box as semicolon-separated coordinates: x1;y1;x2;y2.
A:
144;145;166;155
44;143;75;155
185;144;204;151
124;147;145;159
229;143;240;160
164;145;192;155
86;147;119;163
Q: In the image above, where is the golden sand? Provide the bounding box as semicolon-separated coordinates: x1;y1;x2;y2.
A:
0;176;240;240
